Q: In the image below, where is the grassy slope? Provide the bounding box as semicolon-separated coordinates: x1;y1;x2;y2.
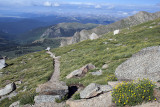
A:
0;18;160;106
0;51;53;106
52;18;160;86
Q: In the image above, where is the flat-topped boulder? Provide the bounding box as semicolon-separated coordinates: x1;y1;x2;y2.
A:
34;95;61;103
115;46;160;82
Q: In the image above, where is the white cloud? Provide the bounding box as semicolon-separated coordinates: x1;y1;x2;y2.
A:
107;5;115;9
53;3;60;7
122;12;128;15
44;1;52;7
95;5;101;8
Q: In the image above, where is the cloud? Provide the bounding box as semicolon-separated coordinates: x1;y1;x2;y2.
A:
107;5;115;9
53;3;60;7
44;1;52;7
95;5;101;8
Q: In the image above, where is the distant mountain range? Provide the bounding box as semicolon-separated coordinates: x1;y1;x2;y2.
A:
60;11;160;46
0;14;121;35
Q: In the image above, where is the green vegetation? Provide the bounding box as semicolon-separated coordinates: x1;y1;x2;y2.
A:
0;17;160;106
72;93;80;100
0;51;53;106
55;95;68;103
52;18;160;86
20;91;36;105
112;79;156;106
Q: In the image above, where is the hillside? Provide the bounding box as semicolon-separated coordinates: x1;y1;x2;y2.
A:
61;11;160;46
0;16;160;106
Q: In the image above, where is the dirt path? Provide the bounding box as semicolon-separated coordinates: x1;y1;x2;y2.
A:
36;51;68;95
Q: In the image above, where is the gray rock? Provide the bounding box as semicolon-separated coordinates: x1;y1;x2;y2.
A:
34;95;61;103
102;64;109;69
9;101;20;107
66;64;95;79
91;69;102;76
0;59;6;70
108;81;123;88
0;83;16;96
99;85;112;92
8;91;18;99
115;46;160;82
80;83;102;99
15;81;22;85
66;69;82;79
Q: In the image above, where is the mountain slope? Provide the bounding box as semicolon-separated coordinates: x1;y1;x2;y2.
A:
1;15;160;106
61;11;160;46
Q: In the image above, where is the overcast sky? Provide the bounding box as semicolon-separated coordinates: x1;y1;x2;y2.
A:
0;0;160;17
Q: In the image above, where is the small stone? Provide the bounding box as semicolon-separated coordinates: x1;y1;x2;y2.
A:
91;70;102;76
66;70;82;79
102;64;108;69
34;95;61;103
15;81;22;85
9;101;20;107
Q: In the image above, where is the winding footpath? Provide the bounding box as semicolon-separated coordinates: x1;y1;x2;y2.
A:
33;51;68;107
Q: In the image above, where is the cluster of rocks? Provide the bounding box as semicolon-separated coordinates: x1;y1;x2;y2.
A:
66;63;109;79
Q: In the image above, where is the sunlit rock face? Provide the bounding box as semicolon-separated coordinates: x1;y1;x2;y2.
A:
0;59;6;70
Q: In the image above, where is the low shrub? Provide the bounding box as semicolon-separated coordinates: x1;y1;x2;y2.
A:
112;79;156;106
55;95;68;103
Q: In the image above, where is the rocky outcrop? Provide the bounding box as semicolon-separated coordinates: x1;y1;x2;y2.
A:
66;92;113;107
0;83;16;96
40;23;98;39
115;46;160;82
66;64;95;79
61;11;160;46
9;101;20;107
80;83;112;99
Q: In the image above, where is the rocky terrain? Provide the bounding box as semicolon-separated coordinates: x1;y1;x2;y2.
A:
1;12;160;107
61;11;160;46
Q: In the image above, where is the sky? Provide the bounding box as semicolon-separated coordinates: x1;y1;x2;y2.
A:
0;0;160;17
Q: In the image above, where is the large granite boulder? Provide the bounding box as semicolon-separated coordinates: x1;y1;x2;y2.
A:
80;83;112;99
34;95;61;103
0;83;16;96
66;64;95;79
115;46;160;82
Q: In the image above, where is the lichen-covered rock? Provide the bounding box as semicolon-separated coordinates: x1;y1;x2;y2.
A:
115;46;160;82
0;83;16;96
34;95;61;103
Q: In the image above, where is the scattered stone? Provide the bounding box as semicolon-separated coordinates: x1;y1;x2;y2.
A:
0;83;16;96
149;26;153;28
34;95;61;103
66;64;95;79
80;83;102;99
91;69;102;76
115;44;122;46
46;47;50;51
9;101;20;107
115;46;160;82
66;92;113;107
102;64;108;69
99;85;112;93
66;70;82;79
